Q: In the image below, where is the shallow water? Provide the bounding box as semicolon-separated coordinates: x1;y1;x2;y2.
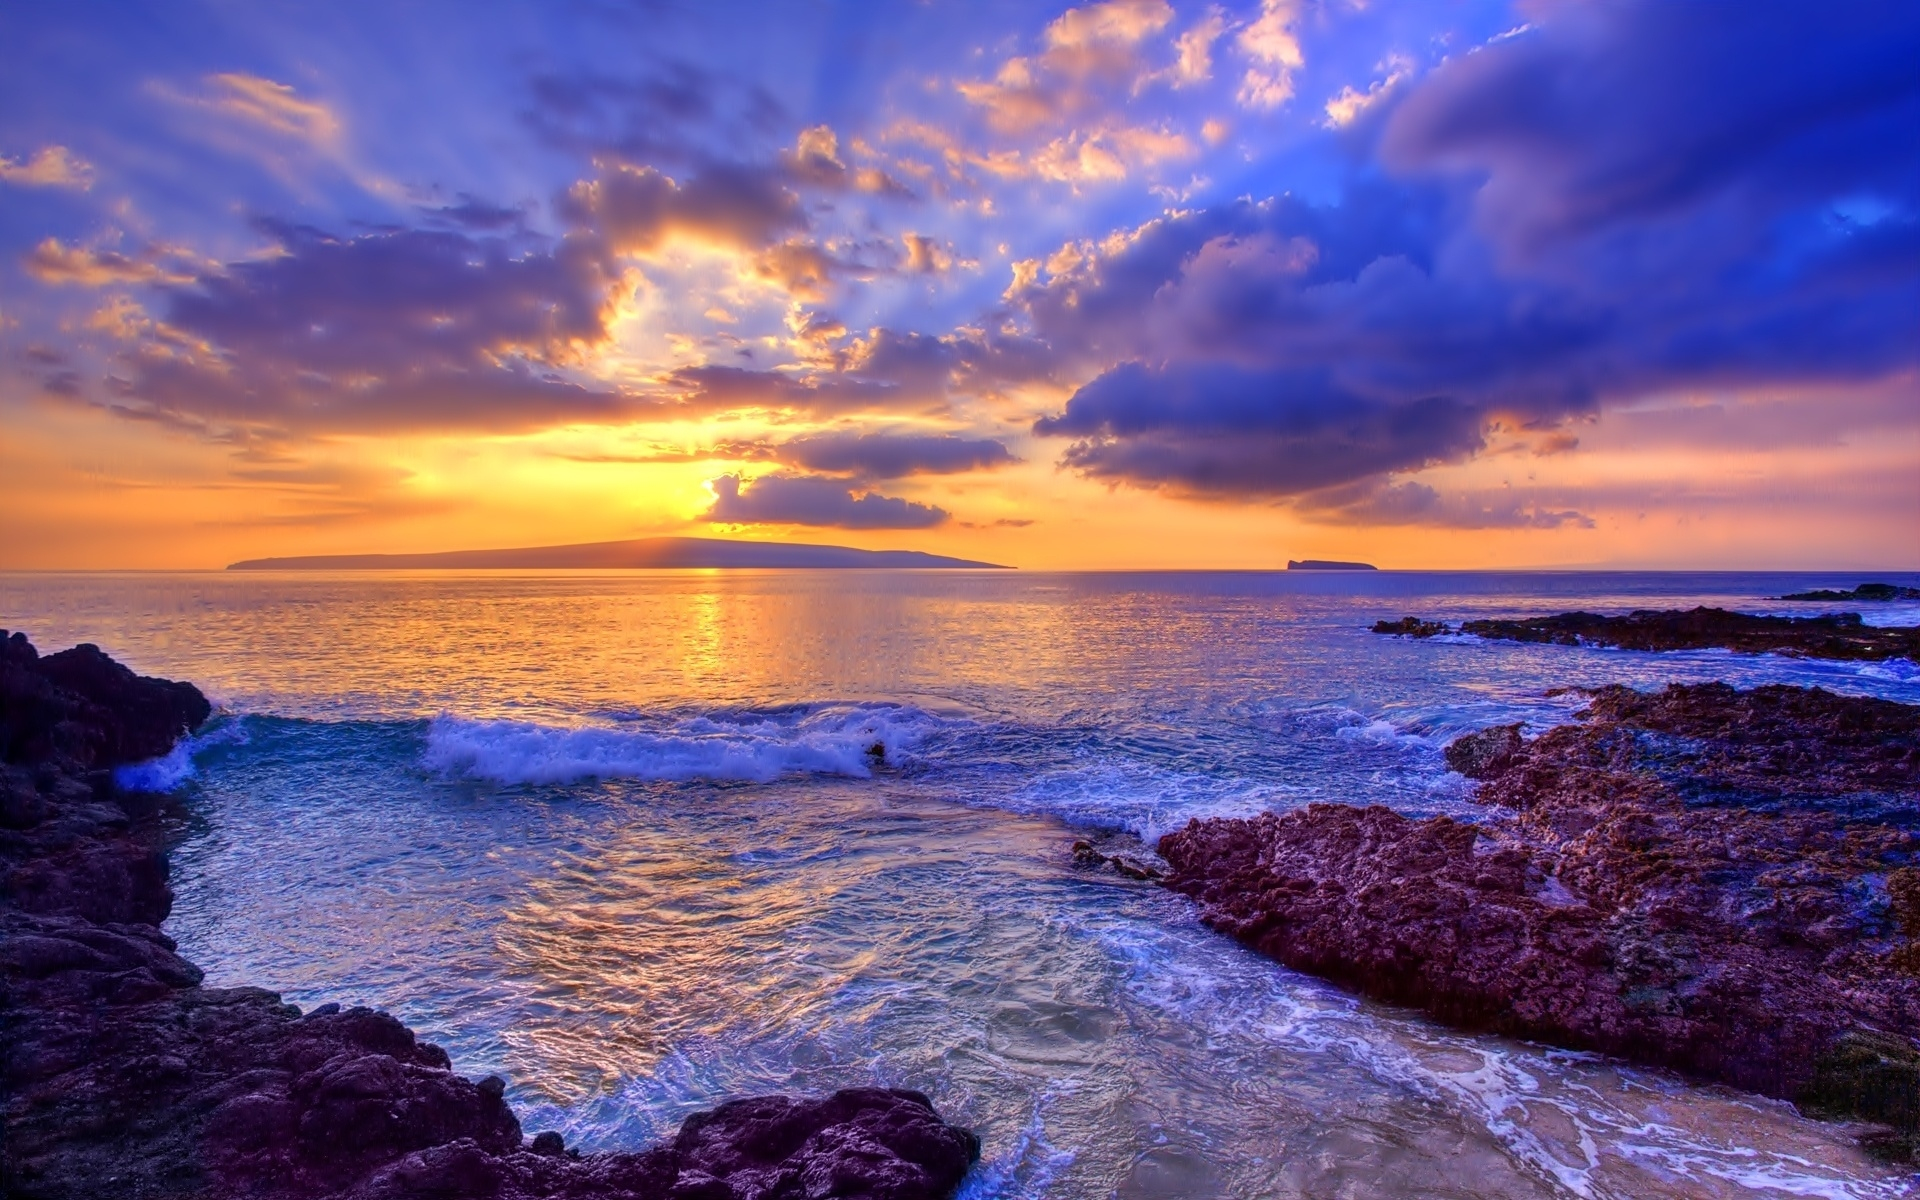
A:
6;569;1919;1198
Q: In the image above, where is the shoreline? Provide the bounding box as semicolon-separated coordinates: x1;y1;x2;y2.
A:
1154;679;1920;1159
0;630;978;1199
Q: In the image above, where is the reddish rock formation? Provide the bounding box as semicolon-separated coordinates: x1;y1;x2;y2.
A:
1372;606;1920;661
1158;682;1920;1155
0;630;978;1199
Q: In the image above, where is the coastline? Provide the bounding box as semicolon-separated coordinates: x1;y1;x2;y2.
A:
0;630;978;1199
1155;679;1920;1158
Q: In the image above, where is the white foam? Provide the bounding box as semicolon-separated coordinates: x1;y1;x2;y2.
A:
1855;658;1920;684
422;703;944;786
112;720;248;792
989;759;1282;843
114;739;199;792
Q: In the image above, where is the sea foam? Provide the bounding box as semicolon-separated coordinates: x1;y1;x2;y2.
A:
113;720;248;792
422;703;944;785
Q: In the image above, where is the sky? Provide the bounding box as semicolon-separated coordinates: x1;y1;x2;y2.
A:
2;0;1916;570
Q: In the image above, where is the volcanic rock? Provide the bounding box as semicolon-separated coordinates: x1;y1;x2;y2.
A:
1780;583;1920;602
1369;606;1920;661
0;630;979;1199
1157;682;1920;1154
1370;617;1451;638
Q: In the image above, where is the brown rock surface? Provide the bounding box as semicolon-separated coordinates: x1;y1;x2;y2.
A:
0;630;978;1199
1158;682;1920;1153
1372;606;1920;661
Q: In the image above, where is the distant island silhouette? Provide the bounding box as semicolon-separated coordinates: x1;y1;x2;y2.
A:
1286;559;1378;571
228;536;1008;570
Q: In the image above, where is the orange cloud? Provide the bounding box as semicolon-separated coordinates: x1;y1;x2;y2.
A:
23;238;196;286
202;72;341;144
0;145;94;188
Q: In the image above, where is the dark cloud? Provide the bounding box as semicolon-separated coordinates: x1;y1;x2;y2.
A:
102;220;633;435
779;430;1016;479
703;473;949;528
1036;363;1484;498
1021;1;1920;500
560;162;806;255
418;195;527;231
1381;2;1920;249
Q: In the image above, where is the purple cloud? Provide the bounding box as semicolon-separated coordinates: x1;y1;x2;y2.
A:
779;430;1016;480
1022;1;1920;501
704;473;949;529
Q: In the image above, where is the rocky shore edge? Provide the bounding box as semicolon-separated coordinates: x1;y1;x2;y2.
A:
0;630;979;1199
1373;605;1920;661
1155;680;1920;1159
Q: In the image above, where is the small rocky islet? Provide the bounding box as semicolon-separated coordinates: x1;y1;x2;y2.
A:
1373;604;1920;661
0;630;979;1200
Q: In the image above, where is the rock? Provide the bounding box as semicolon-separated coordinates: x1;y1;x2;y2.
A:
1;629;213;770
1780;583;1920;602
1442;724;1524;779
1370;617;1452;638
0;632;980;1199
1069;838;1165;882
1157;682;1920;1155
1445;606;1920;661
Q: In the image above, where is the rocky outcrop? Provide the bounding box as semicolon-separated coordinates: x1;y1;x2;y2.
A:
1158;682;1920;1156
1372;606;1920;661
1780;583;1920;602
0;630;978;1199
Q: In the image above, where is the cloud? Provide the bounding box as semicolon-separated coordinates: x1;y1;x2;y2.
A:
23;239;196;286
958;0;1177;135
1237;0;1303;109
777;430;1017;480
1036;362;1484;498
561;162;806;256
0;145;93;188
1323;58;1411;129
199;73;341;144
1018;4;1920;502
704;473;949;528
1165;11;1226;88
902;233;954;274
1380;2;1920;250
663;365;900;415
85;219;634;436
1294;480;1594;529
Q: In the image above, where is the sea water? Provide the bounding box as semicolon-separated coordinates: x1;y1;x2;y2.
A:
7;569;1920;1199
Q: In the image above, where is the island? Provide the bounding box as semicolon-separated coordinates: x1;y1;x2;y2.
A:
1286;559;1378;571
228;537;1007;571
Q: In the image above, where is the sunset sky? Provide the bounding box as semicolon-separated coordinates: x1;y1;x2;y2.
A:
3;0;1916;570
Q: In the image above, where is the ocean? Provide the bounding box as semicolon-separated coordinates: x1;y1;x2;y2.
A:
7;568;1919;1199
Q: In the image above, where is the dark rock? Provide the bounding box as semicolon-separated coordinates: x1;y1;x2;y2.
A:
1370;617;1452;638
1780;583;1920;602
1;629;212;770
1069;838;1165;882
0;632;980;1199
1158;682;1920;1155
1443;724;1524;779
1442;606;1920;661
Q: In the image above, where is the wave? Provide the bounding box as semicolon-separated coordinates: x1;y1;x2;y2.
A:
113;719;249;792
422;703;947;786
